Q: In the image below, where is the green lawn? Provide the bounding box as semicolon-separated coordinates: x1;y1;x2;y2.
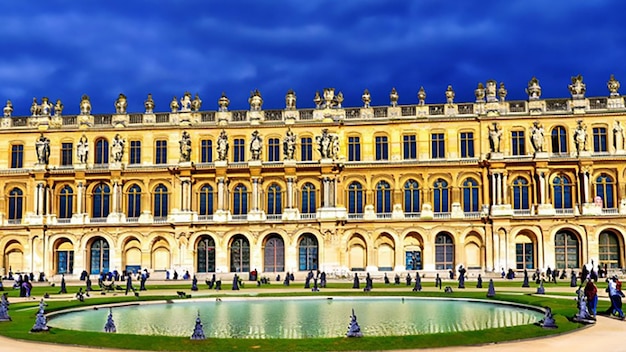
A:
0;279;604;352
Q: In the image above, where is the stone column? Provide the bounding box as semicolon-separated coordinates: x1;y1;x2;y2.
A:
330;178;336;207
45;185;51;215
286;177;294;208
496;173;502;205
217;178;225;211
112;181;119;213
76;182;84;214
539;172;546;204
180;177;191;212
502;172;509;204
36;182;44;215
251;177;259;211
323;177;330;207
583;171;590;204
491;172;497;206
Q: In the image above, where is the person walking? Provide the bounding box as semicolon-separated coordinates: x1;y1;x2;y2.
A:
583;279;598;317
607;275;624;319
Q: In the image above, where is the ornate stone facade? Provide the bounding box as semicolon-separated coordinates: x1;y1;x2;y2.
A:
0;77;625;281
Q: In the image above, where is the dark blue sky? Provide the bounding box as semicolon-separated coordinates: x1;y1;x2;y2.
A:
2;0;625;115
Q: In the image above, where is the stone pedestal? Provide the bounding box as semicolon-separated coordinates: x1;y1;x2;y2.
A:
284;110;297;124
445;105;457;116
360;107;373;119
0;118;9;129
71;213;88;225
486;102;500;116
391;204;404;219
217;112;230;126
138;210;153;224
213;210;231;222
534;152;549;159
416;105;428;117
34;163;47;171
142;113;155;125
537;204;556;216
24;213;43;225
78;115;94;128
109;162;122;170
247;210;266;221
316;207;346;220
528;100;544;115
112;114;128;128
572;99;587;114
420;203;434;220
168;210;196;222
608;97;625;109
106;212;126;223
282;208;300;221
362;205;376;220
215;160;228;167
450;203;464;219
388;107;401;118
581;203;601;215
490;152;504;160
249;111;262;125
491;204;513;216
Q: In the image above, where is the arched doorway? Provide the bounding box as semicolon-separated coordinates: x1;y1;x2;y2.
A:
348;234;367;271
263;235;285;272
89;237;110;274
54;238;74;274
229;235;250;273
555;230;580;269
196;235;216;273
298;234;318;271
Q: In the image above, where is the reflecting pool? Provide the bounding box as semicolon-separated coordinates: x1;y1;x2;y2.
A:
48;297;543;339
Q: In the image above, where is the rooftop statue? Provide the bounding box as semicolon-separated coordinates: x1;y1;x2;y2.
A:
526;77;542;100
180;92;193;112
218;92;230;112
445;85;455;105
313;91;323;109
486;80;498;102
362;89;371;108
335;91;344;108
115;93;127;114
389;87;399;107
417;86;426;106
191;93;202;112
144;93;155;113
323;88;335;109
54;99;63;116
285;89;296;110
248;89;263;111
608;74;620;97
40;97;52;116
475;83;486;102
3;100;12;117
170;96;180;113
568;74;586;98
498;82;508;101
80;94;91;115
31;97;40;116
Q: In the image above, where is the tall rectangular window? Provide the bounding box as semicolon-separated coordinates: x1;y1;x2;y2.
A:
61;143;73;166
403;134;416;159
11;145;23;168
511;130;526;156
593;127;607;152
375;136;389;161
431;133;445;159
201;139;213;163
233;138;245;162
129;140;141;165
155;140;167;164
348;136;361;161
268;138;280;162
301;137;312;161
460;132;474;158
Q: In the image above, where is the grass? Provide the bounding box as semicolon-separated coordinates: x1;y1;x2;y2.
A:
0;278;606;351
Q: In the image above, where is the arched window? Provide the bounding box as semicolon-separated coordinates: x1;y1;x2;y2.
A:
233;184;248;215
95;138;109;165
461;178;479;212
298;234;318;271
376;181;391;214
229;235;250;272
263;235;285;272
92;183;110;219
55;239;74;274
126;184;141;218
599;231;620;269
595;174;615;208
267;184;282;215
435;233;454;270
59;186;74;219
433;178;450;213
199;184;214;216
551;126;568;154
8;187;23;221
348;182;364;214
153;184;168;218
512;177;530;210
89;237;110;274
555;231;580;269
301;183;316;214
403;180;420;214
552;175;573;209
197;236;215;273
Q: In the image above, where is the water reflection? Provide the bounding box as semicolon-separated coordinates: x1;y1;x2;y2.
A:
49;297;542;339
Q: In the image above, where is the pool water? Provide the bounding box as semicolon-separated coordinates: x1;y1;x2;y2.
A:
48;297;543;339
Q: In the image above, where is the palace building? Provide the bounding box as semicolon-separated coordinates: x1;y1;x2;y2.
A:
0;76;625;280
